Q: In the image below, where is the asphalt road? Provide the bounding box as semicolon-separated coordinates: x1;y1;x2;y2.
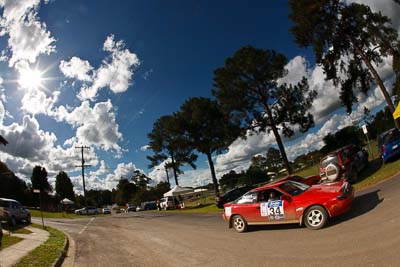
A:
35;175;400;267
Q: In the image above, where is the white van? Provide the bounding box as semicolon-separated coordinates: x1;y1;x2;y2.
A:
159;196;179;210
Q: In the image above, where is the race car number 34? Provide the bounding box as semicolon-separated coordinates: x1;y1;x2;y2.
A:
261;200;284;220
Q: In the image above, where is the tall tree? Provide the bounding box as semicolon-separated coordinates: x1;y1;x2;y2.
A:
178;97;240;197
55;171;75;200
265;147;283;173
147;114;197;185
289;0;400;127
31;165;51;193
131;170;151;189
213;46;316;174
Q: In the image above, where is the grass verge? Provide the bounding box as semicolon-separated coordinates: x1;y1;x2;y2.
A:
30;210;85;219
14;224;66;267
0;234;22;250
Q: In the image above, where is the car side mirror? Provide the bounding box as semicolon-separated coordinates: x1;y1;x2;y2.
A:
280;195;292;202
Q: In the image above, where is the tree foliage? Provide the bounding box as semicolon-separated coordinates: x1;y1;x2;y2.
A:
289;0;399;127
131;170;151;189
320;126;364;154
147;114;197;185
31;165;51;192
178;97;240;197
212;45;316;174
0;161;28;201
55;171;74;200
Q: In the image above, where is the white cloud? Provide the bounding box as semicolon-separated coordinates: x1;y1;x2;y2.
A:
104;162;139;190
0;115;57;161
0;0;56;67
54;100;123;153
21;89;60;115
140;145;149;152
59;56;93;82
77;35;140;100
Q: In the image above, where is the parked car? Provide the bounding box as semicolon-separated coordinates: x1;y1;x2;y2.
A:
141;201;157;211
319;144;368;183
126;205;136;212
0;198;31;226
74;206;99;215
222;179;353;232
378;128;400;163
216;185;255;208
102;208;111;214
159;197;179;210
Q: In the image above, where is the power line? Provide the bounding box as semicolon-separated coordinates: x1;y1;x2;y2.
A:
75;145;91;199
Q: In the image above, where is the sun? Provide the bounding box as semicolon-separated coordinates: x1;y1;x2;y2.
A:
18;67;44;90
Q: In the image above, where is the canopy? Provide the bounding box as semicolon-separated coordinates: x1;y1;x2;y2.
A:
60;198;74;205
163;185;193;197
393;102;400;120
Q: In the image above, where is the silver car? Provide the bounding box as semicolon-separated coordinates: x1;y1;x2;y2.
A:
0;198;31;226
74;206;99;215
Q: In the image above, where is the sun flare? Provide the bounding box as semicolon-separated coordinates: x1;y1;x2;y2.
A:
18;67;44;90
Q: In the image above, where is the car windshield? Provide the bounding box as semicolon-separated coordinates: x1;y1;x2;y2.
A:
321;155;339;167
382;129;400;144
279;181;310;196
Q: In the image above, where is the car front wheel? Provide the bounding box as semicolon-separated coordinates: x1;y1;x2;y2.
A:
304;205;328;230
26;215;31;224
232;215;248;233
9;216;16;227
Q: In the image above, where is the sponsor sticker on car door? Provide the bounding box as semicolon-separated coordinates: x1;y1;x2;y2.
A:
260;200;284;220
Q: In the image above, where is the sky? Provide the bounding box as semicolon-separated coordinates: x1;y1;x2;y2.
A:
0;0;399;194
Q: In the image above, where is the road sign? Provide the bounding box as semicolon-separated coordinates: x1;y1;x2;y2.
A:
362;124;368;135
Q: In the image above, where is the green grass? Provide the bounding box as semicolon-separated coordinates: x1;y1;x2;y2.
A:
1;234;22;250
14;224;66;267
30;210;84;219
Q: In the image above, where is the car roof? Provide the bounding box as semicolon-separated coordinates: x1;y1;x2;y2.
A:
0;198;18;202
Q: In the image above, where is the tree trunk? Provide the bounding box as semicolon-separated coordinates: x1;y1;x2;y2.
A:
170;153;179;186
206;152;220;198
350;36;400;128
264;105;292;174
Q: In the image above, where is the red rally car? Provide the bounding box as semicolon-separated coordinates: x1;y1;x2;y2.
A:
222;179;353;232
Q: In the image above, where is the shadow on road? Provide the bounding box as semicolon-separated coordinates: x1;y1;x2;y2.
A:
331;189;383;226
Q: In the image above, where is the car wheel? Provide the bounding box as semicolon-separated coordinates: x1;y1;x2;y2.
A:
26;215;31;224
9;216;16;227
304;205;328;230
232;215;248;233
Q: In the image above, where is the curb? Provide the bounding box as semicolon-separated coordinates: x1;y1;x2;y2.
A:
52;230;69;267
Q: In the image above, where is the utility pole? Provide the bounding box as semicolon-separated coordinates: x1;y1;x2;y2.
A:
75;146;91;201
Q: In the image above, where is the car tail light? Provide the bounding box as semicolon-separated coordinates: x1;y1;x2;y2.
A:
381;145;386;154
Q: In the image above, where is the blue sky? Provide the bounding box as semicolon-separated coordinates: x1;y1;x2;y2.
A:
0;0;398;193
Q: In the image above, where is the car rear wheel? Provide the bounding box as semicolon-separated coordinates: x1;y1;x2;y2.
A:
232;215;248;233
304;205;328;230
26;215;31;224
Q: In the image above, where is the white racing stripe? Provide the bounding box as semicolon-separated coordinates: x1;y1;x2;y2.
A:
79;217;95;234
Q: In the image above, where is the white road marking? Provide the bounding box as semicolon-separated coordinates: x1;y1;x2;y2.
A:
79;217;95;234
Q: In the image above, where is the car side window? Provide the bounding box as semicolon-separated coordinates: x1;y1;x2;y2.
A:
235;192;257;204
